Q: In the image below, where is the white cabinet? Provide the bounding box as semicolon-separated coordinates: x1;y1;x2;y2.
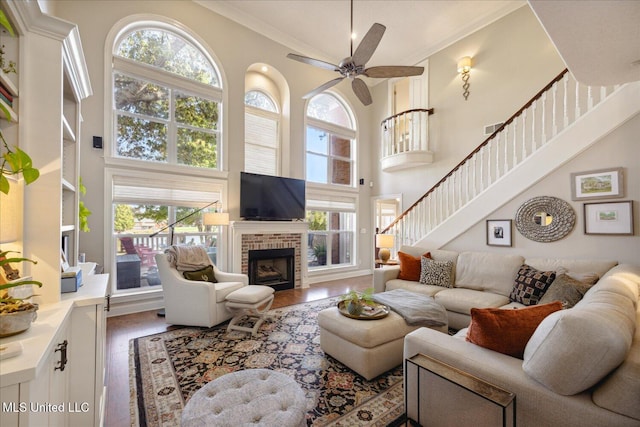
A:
0;274;108;427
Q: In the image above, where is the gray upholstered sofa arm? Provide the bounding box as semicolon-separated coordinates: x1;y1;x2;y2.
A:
373;265;400;293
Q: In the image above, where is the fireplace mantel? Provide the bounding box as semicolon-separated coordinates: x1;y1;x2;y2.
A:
230;221;309;288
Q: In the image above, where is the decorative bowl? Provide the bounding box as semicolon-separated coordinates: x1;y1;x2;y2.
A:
0;305;38;337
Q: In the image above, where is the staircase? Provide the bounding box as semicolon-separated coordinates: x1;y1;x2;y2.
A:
381;69;640;248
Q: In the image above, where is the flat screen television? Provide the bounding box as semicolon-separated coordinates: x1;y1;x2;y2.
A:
240;172;306;221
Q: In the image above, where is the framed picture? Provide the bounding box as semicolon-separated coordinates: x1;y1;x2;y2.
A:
486;219;512;246
571;167;624;201
584;201;634;235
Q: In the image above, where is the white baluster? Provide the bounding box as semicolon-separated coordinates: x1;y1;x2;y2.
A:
503;130;508;173
521;110;527;158
480;147;484;191
552;82;558;136
587;86;593;110
472;155;477;198
575;80;581;118
531;100;536;153
563;75;569;128
465;162;470;205
512;119;518;165
541;92;547;144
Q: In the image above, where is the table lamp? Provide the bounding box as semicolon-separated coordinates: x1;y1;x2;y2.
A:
375;234;395;264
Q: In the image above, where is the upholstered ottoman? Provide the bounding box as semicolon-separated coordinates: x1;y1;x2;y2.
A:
318;307;448;380
181;368;307;427
225;285;275;336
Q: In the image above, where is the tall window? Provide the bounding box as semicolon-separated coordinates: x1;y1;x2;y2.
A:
108;22;225;295
244;90;279;175
305;93;357;270
112;27;222;169
306;94;355;186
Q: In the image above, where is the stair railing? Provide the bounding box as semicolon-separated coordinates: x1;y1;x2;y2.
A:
381;108;434;157
381;69;621;246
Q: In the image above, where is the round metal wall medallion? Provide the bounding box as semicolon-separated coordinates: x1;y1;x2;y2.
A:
515;196;576;242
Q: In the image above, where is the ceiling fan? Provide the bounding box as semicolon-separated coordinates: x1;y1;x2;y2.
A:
287;0;424;106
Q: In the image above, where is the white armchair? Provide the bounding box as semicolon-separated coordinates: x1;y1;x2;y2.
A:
155;253;248;327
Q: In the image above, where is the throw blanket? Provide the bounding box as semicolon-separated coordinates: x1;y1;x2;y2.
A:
165;245;212;272
372;289;447;327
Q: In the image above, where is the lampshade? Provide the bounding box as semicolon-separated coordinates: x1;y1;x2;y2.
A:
375;233;394;249
457;56;472;73
0;180;20;243
203;212;229;226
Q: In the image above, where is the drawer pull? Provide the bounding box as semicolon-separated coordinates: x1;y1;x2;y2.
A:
55;340;68;371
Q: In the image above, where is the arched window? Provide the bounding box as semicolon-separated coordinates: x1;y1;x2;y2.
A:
244;90;280;175
112;26;222;169
107;22;227;297
305;93;357;271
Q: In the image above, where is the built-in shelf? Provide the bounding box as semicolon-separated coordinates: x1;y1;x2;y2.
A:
62;115;75;142
0;70;18;96
61;178;76;193
0;97;18;122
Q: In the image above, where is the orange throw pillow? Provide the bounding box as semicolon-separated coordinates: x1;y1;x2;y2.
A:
397;251;431;281
466;301;562;359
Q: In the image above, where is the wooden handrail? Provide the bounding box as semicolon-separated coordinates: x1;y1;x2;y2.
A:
381;69;569;234
381;108;434;126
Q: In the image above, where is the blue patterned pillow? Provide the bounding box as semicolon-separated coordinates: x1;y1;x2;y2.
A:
419;257;454;287
510;264;555;306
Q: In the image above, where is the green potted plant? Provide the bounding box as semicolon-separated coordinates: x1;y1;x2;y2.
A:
0;250;42;337
0;11;39;195
78;176;91;232
312;241;327;265
340;287;375;316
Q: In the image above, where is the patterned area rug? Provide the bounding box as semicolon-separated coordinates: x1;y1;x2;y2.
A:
130;297;406;426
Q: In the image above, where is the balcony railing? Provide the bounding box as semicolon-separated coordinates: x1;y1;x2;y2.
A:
380;108;434;171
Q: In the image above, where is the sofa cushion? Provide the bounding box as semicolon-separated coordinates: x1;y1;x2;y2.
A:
592;278;640;420
398;251;431;281
466;301;562;358
419;258;453;287
523;282;636;395
455;252;524;297
434;288;510;315
398;246;460;283
525;257;617;279
538;273;596;308
510;264;555;306
183;265;217;283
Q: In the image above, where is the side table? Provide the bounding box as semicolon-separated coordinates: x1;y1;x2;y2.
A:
405;353;515;427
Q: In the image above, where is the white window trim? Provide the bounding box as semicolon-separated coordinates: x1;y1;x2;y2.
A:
103;14;229;171
104;168;229;293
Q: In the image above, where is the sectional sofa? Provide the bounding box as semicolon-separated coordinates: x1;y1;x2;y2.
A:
373;245;640;426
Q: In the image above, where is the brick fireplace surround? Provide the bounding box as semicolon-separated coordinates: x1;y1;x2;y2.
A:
230;221;309;289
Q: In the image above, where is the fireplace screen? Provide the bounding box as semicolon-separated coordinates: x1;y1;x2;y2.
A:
248;247;295;291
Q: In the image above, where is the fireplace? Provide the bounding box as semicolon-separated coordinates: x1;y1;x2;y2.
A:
248;248;295;291
231;220;309;289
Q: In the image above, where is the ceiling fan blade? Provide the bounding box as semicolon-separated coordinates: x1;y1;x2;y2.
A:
302;77;345;99
364;66;425;78
352;23;386;67
287;53;339;72
352;78;372;106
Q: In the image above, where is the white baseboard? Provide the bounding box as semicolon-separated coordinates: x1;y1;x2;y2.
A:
107;293;164;317
307;268;372;285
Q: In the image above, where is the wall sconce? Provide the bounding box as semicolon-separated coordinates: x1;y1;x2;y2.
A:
457;56;472;101
375;233;395;264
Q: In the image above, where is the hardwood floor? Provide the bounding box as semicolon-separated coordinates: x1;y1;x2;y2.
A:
105;275;373;427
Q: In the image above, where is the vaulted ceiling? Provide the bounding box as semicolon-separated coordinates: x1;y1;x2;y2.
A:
196;0;640;85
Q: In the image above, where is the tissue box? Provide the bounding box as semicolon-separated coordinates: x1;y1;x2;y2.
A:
61;267;82;293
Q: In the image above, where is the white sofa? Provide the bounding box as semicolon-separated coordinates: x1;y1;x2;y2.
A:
373;245;617;330
373;246;640;426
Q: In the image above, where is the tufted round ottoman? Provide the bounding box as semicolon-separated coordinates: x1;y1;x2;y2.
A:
181;368;307;427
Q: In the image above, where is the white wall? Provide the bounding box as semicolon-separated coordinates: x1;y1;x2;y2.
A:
370;6;566;207
444;114;640;265
50;0;375;275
